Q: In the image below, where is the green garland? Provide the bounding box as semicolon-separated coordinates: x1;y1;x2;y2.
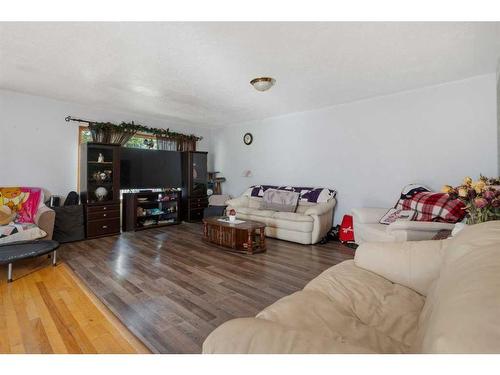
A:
88;121;203;142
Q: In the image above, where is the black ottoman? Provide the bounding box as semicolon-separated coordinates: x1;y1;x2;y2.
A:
0;240;60;282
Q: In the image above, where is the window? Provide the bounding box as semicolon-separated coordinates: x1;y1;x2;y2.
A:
78;126;158;149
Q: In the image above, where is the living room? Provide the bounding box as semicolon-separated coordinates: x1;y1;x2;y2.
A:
1;1;500;373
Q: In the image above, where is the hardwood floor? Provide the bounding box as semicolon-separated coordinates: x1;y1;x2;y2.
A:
60;222;354;353
0;263;150;353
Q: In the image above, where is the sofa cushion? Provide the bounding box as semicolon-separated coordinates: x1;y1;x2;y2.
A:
304;260;425;350
412;221;500;353
235;207;275;218
445;220;500;264
273;211;313;223
247;197;264;209
295;201;316;214
203;317;377;354
257;289;409;353
266;215;314;233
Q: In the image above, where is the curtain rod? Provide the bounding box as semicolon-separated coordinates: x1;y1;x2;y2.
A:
65;116;94;124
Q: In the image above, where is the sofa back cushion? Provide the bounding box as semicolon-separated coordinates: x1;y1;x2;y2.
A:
354;240;448;296
248;197;264;209
412;221;500;353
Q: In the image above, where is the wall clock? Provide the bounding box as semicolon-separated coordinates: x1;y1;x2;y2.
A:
243;132;253;145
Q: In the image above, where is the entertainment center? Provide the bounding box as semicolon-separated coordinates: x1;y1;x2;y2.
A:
122;190;181;231
79;143;208;238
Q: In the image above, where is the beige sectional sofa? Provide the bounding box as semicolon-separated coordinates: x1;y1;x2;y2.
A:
226;194;336;245
203;221;500;353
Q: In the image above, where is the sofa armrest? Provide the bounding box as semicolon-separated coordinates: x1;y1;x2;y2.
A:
351;207;388;224
304;199;336;216
226;196;249;208
387;220;455;233
34;204;55;240
354;240;449;296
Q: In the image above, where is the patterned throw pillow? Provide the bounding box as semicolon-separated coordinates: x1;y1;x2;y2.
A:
379;208;416;225
0;187;42;224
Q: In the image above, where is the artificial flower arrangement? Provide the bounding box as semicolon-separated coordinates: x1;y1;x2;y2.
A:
442;175;500;224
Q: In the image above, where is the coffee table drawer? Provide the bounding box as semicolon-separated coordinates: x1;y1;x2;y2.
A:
87;218;120;237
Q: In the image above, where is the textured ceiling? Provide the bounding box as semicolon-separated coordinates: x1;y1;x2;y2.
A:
1;22;500;128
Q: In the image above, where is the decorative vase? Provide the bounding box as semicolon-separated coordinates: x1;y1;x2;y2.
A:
228;215;236;222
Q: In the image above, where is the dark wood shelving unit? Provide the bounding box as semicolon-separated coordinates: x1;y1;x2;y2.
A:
79;143;121;239
181;151;208;222
122;190;181;231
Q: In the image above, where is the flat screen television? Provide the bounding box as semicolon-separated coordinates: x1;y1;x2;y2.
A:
120;148;182;189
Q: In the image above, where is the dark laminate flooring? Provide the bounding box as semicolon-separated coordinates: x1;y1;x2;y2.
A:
60;222;355;353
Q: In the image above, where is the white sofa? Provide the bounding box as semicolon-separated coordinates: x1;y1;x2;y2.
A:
203;221;500;353
226;195;335;245
352;207;455;244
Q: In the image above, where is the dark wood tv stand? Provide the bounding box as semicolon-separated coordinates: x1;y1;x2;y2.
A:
122;189;181;232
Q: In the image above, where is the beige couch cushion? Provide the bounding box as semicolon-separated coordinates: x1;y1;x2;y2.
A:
304;260;424;350
294;201;316;214
412;221;500;353
234;207;275;218
266;216;314;233
354;239;448;296
248;197;264;209
273;211;313;222
202;317;378;354
250;261;424;353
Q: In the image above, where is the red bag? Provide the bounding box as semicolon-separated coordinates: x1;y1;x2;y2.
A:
339;214;355;243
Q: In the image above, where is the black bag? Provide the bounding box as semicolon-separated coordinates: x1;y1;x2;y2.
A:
52;205;85;243
64;191;80;206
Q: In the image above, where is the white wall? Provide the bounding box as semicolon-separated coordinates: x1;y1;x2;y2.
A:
0;89;211;197
211;74;499;224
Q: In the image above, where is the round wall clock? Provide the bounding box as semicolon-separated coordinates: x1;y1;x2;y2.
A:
243;132;253;145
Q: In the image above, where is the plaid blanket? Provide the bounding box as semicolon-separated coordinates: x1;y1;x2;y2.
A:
399;191;466;223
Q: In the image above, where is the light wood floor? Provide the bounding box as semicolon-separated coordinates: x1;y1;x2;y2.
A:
0;262;149;354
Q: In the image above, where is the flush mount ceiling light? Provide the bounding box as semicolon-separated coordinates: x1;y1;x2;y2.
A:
250;77;275;92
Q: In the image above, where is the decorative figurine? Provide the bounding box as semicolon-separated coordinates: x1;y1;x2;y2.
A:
94;186;108;201
97;153;104;163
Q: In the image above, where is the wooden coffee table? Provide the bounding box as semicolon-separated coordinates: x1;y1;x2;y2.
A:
202;217;266;254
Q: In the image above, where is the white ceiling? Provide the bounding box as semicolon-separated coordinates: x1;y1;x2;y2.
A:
1;22;500;128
